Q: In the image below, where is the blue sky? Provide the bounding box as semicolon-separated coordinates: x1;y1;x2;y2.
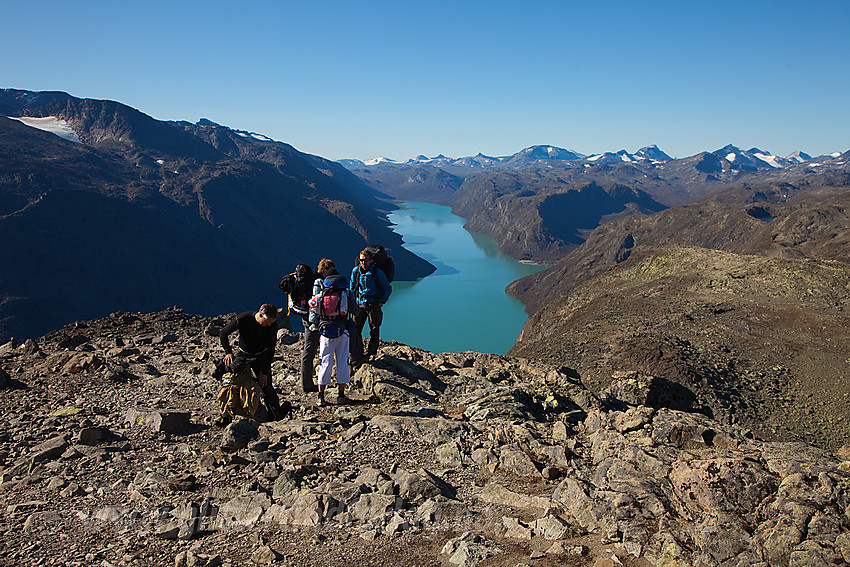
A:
3;1;849;161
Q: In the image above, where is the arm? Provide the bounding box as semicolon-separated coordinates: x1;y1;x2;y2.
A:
219;316;239;365
219;316;238;356
262;320;278;366
349;267;359;296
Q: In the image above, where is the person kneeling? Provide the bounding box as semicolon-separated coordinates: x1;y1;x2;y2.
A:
214;356;280;427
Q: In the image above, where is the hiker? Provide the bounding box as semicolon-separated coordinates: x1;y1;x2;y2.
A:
349;247;392;366
308;265;352;407
280;263;318;393
215;304;287;424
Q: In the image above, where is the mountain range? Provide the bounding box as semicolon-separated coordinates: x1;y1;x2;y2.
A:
342;142;849;263
0;89;434;342
339;143;836;173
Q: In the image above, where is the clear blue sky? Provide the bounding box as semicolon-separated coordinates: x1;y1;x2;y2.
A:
3;0;848;161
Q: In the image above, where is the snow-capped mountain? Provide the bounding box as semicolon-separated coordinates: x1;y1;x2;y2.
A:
634;144;673;162
340;143;833;175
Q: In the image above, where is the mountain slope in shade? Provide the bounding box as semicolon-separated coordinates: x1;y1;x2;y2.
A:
0;89;434;341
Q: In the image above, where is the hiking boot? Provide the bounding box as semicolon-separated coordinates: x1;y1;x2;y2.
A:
213;414;232;428
336;394;351;405
317;396;326;408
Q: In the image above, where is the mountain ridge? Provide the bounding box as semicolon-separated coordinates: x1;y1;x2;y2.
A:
340;142;838;172
0;88;434;342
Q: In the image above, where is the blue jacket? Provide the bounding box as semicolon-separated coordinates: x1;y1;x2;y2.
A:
350;265;391;305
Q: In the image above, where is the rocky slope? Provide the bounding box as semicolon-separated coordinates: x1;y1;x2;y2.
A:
0;89;434;343
506;177;850;452
1;309;849;567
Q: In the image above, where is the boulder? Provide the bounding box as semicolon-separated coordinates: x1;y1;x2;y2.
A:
217;493;271;527
498;446;539;477
123;409;191;434
220;419;259;452
441;532;502;567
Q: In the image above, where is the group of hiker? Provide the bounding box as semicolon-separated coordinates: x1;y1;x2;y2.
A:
213;246;393;427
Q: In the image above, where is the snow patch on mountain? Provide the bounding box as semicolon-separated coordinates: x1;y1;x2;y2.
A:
754;152;783;168
365;157;396;166
10;116;80;143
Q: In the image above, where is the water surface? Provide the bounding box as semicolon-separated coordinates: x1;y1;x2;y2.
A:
380;202;547;354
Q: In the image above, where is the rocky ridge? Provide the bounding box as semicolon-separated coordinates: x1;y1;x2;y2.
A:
1;309;849;566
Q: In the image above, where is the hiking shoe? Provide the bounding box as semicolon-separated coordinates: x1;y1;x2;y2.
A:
336;394;351;405
317;396;326;408
213;414;232;428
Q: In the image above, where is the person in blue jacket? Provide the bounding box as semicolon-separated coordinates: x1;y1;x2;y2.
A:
349;248;391;366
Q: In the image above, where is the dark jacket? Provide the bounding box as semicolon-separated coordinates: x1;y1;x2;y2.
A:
219;311;277;368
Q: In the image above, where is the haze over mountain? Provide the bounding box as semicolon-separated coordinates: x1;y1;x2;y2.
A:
0;89;434;342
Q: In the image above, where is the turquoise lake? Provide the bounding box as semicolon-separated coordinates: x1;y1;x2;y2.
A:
380;202;547;354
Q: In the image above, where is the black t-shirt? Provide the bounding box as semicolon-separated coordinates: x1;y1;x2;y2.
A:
219;311;277;366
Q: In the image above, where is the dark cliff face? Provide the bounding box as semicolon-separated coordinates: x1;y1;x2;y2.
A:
0;90;434;341
448;175;666;263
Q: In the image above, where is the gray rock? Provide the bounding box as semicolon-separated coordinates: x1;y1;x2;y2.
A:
28;434;71;464
349;493;397;522
344;421;367;441
267;490;333;526
23;511;62;532
124;409;191;434
436;441;464;467
251;545;281;564
471;447;498;472
77;427;108;445
221;419;260;452
475;482;549;512
174;551;223;567
59;482;85;498
395;468;453;503
498;446;539;477
154;520;181;539
502;517;532;540
369;415;473;444
385;512;410;535
217;493;271;527
167;474;197;491
536;514;572;540
94;505;132;522
441;532;502;567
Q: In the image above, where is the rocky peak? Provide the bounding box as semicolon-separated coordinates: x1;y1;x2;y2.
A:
1;308;848;566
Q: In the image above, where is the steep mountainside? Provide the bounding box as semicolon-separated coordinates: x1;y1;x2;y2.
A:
449;176;666;263
0;89;434;342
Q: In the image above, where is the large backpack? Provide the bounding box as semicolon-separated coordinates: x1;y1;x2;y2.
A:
364;244;395;283
279;264;315;316
315;274;349;338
